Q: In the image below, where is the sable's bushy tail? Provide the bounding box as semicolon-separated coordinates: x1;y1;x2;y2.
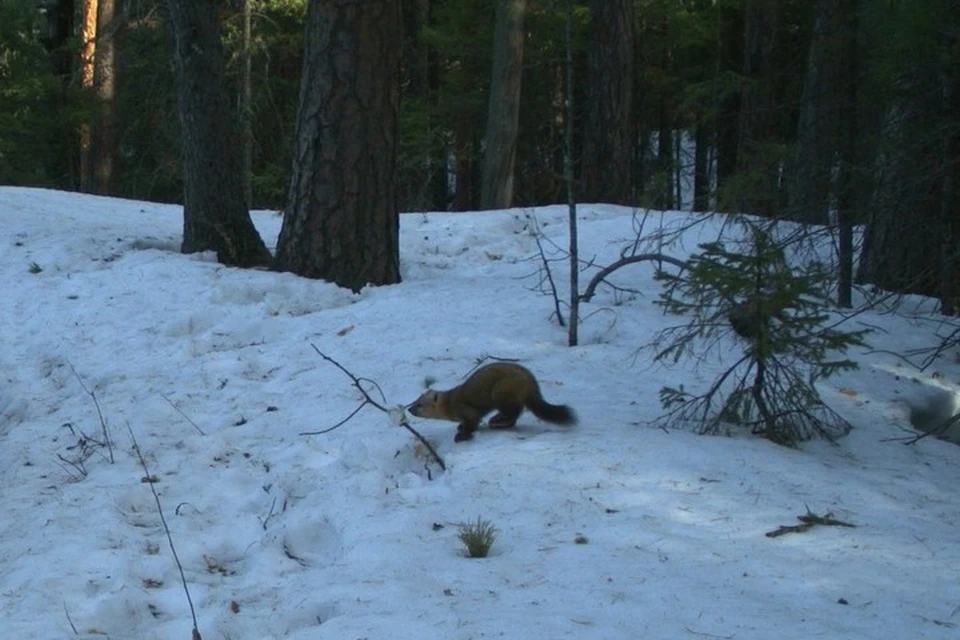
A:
529;399;577;426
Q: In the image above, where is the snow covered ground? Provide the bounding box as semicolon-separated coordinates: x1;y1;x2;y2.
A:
1;187;959;639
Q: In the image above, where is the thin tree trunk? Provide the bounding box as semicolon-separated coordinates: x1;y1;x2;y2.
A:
91;0;116;195
79;0;98;192
565;0;578;346
657;114;674;210
241;0;253;209
835;0;858;308
275;0;401;292
480;0;526;210
693;121;710;211
453;115;475;211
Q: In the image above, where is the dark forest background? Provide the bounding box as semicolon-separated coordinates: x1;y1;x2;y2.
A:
2;0;959;306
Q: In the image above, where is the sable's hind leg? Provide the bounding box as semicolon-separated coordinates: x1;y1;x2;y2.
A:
488;405;522;429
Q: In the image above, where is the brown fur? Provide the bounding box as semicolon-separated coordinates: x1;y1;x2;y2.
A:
407;362;576;442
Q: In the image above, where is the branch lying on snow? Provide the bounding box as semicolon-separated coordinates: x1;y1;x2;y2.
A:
765;508;856;538
300;344;446;472
127;423;202;640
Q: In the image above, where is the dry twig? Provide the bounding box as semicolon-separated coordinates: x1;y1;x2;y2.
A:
766;508;856;538
127;424;202;640
300;345;446;472
68;361;114;463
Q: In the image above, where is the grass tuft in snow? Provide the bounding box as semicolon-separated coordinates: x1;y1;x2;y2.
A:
457;516;498;558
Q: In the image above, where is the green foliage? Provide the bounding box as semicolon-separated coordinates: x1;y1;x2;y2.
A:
653;221;869;444
457;516;498;558
0;0;75;185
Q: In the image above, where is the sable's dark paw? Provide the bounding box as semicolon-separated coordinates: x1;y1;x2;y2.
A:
454;430;474;443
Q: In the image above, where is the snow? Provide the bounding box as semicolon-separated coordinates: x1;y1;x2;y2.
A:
1;186;959;639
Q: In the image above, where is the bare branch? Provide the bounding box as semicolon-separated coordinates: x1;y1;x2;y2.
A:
534;232;565;326
126;423;202;639
581;253;689;303
302;345;446;472
160;393;206;435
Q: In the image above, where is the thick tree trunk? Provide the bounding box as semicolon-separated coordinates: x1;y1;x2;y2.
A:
274;0;401;292
857;64;943;297
788;0;857;225
582;0;634;205
480;0;526;210
167;0;271;267
735;0;780;217
714;2;741;210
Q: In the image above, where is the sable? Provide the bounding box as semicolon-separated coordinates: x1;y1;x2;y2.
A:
408;362;576;442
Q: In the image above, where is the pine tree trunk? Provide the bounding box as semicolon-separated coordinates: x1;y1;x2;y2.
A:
90;0;116;195
714;2;741;210
656;112;674;210
582;0;634;205
274;0;401;292
789;0;857;225
167;0;271;268
79;0;98;192
735;0;779;217
480;0;526;210
693;121;710;211
857;64;943;297
834;0;858;308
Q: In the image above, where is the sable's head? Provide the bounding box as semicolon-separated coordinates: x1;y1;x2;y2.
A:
408;390;440;418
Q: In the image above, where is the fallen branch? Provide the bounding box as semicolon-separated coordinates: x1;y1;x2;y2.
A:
766;508;856;538
301;345;446;472
161;393;206;435
127;424;202;640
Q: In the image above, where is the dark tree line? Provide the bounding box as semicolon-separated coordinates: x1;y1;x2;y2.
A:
2;0;959;304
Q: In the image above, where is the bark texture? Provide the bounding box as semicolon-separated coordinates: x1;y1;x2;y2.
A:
582;0;634;205
788;0;857;225
167;0;271;267
274;0;402;292
480;0;526;210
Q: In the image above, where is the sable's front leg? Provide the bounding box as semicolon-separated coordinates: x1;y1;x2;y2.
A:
454;422;476;442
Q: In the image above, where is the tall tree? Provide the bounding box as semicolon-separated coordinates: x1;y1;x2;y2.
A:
582;0;634;204
167;0;272;267
79;0;98;190
90;0;117;194
274;0;402;292
480;0;526;210
714;0;742;209
788;0;856;225
856;0;960;310
734;0;780;216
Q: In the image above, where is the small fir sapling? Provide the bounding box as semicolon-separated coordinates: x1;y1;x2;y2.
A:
652;223;868;444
